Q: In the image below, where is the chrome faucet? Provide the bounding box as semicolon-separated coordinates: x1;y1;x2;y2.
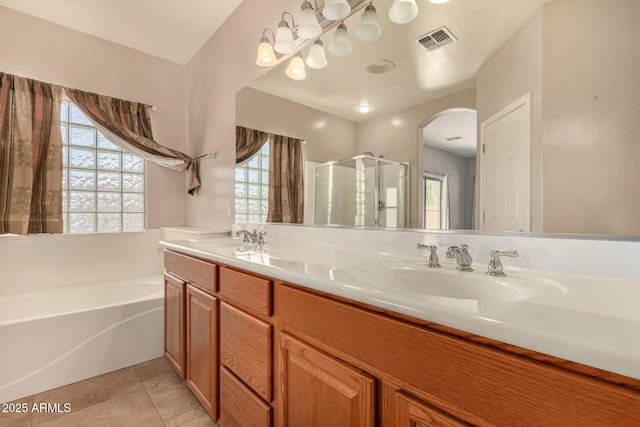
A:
446;244;473;272
486;250;519;277
235;229;268;248
416;243;441;268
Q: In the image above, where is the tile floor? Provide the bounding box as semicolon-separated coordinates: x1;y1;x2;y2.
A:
0;358;219;427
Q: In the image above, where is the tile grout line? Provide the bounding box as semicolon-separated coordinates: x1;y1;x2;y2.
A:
133;365;170;427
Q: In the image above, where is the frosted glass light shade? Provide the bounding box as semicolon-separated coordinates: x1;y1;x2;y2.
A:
322;0;351;20
286;55;307;80
298;1;322;39
274;23;296;54
356;4;381;42
388;0;418;24
328;23;352;57
306;40;328;69
256;39;277;67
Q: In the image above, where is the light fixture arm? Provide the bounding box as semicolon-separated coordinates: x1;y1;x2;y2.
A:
280;11;297;28
260;28;275;44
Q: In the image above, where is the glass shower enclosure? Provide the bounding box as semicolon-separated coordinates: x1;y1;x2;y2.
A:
313;154;408;227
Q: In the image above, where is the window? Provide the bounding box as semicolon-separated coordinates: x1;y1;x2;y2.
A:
234;143;269;223
61;100;145;233
424;176;443;230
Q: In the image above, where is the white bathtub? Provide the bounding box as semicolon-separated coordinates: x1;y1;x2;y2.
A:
0;276;164;403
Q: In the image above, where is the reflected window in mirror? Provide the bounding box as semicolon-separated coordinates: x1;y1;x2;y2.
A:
424;173;449;230
235;143;270;223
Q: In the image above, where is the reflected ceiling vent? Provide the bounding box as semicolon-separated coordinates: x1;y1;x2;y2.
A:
417;26;456;51
364;58;397;75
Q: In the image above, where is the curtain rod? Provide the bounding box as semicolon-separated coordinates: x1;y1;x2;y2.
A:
193;152;218;161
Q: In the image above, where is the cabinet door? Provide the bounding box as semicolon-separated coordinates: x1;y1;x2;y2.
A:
280;334;375;427
186;284;219;419
164;273;185;379
395;392;469;427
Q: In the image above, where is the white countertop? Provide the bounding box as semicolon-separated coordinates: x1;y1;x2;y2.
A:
160;236;640;381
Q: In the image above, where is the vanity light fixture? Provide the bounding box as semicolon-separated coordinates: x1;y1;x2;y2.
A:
256;29;277;67
257;0;452;78
298;1;322;39
328;22;352;56
286;54;307;80
274;12;297;54
388;0;419;24
357;104;373;113
306;39;328;69
322;0;351;21
355;3;382;42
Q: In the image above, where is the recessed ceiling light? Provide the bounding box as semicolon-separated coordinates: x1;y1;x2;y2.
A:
357;104;373;114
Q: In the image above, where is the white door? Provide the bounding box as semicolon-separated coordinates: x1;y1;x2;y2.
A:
479;94;531;232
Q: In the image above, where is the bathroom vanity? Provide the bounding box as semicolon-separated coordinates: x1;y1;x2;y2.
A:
161;229;640;426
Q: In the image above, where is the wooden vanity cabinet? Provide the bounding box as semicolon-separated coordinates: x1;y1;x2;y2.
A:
164;273;186;379
185;284;218;417
165;250;640;426
394;392;469;427
280;333;375;427
164;250;219;419
218;266;275;427
276;283;640;426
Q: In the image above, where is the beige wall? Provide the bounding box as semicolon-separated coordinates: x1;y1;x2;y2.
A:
476;9;543;231
0;6;188;228
236;87;357;163
185;0;302;228
542;0;640;235
477;0;640;236
355;88;476;228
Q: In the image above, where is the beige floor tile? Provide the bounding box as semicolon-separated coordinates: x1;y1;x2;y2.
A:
134;357;175;383
34;389;163;427
0;396;33;427
142;371;205;427
176;413;218;427
32;367;144;424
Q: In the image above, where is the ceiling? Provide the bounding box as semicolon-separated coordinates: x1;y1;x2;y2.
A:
422;109;477;158
0;0;243;64
249;0;547;122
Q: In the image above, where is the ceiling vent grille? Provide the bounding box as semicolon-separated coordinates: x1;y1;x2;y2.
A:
417;26;456;51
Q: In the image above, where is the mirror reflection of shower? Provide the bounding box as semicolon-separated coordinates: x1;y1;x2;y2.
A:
420;109;477;230
308;154;408;227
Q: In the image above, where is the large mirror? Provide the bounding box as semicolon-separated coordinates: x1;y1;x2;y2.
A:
236;0;640;237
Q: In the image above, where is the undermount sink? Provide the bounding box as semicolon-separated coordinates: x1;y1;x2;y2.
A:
352;260;567;302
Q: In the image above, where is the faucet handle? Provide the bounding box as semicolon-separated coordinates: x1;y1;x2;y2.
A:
417;244;441;268
257;230;267;246
487;250;519;277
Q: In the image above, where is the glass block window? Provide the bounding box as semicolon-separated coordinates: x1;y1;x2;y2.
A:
235;143;269;223
61;100;145;233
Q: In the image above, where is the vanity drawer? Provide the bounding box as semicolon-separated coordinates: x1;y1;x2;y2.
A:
164;250;217;294
219;267;272;318
220;367;272;427
220;302;273;401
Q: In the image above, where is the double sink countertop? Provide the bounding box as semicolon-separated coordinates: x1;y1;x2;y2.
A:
160;237;640;381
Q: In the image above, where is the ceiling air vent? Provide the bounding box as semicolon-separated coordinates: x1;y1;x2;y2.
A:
417;26;456;51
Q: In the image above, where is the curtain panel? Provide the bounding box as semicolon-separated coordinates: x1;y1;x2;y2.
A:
65;89;200;194
0;73;63;234
236;126;270;164
267;135;304;223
